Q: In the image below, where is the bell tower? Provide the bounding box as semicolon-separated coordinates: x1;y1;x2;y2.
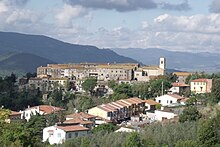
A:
159;57;166;69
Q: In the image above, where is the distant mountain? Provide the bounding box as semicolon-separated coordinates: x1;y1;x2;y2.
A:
0;32;139;76
0;32;138;64
0;53;55;76
111;48;220;72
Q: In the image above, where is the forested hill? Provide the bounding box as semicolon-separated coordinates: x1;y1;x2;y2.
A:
0;32;138;64
0;32;138;76
0;53;55;76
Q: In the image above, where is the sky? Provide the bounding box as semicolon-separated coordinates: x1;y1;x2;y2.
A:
0;0;220;53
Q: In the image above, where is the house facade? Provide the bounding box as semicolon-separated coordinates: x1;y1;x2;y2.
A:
155;94;188;106
190;78;212;94
88;97;145;122
173;72;192;83
43;125;89;145
143;99;159;111
21;105;64;121
169;82;190;95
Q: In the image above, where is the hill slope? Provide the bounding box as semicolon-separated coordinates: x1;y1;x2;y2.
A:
111;48;220;72
0;53;55;76
0;32;138;64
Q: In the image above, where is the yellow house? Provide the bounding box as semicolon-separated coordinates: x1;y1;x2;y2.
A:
190;78;212;94
88;105;117;121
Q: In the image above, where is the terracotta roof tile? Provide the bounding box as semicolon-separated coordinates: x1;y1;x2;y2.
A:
63;118;93;125
172;83;190;87
57;125;89;132
191;78;211;82
143;100;159;105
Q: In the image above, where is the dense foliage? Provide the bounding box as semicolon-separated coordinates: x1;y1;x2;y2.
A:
0;74;42;111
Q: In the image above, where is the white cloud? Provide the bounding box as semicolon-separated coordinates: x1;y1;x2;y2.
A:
0;2;8;13
55;4;88;28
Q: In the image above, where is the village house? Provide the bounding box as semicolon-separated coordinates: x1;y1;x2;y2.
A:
143;99;159;112
172;72;192;83
169;82;190;95
190;78;212;94
155;94;188;106
21;105;64;121
146;108;177;122
88;97;145;122
43;125;89;145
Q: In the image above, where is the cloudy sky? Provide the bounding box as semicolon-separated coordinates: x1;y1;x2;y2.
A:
0;0;220;52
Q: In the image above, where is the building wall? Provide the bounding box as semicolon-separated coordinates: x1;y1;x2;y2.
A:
154;110;176;121
65;130;88;140
155;95;178;106
43;126;66;145
190;80;212;94
88;107;110;120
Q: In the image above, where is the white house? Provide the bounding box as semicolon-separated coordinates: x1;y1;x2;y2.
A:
21;105;64;121
146;109;177;121
155;94;187;106
154;110;177;121
43;125;89;145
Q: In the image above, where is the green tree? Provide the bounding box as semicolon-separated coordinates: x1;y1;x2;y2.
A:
112;83;133;100
23;113;47;146
197;119;218;146
132;82;150;99
82;78;97;95
123;132;143;147
211;78;220;104
179;106;202;123
92;123;116;134
108;80;117;89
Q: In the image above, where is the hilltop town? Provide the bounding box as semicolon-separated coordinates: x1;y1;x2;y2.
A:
1;57;220;146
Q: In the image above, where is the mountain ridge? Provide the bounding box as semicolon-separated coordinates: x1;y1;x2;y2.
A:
111;48;220;72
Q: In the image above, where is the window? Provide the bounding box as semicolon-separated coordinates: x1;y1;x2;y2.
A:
167;100;169;104
68;133;72;138
158;100;161;103
200;87;203;91
170;100;173;104
75;132;78;137
57;133;61;138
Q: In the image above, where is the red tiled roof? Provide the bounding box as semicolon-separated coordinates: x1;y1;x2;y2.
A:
63;118;93;125
39;105;64;114
191;78;211;82
143;100;159;105
97;105;113;112
172;83;190;87
27;105;64;114
57;125;89;132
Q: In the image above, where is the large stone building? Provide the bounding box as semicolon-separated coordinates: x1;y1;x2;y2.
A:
134;57;166;81
37;58;165;82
